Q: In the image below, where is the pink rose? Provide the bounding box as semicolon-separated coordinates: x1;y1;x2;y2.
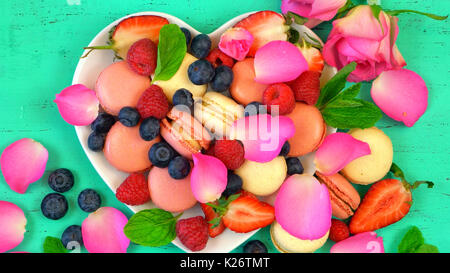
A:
323;5;406;82
281;0;347;28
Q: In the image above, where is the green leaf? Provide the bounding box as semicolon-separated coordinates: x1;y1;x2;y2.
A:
124;209;181;247
386;9;448;21
287;11;308;25
328;83;362;103
336;0;357;18
370;5;384;35
43;236;69;253
398;226;425;253
153;24;187;83
414;244;439;253
316;62;357;109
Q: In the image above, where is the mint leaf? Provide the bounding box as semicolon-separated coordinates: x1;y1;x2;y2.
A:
43;236;69;253
328;83;362;103
414;244;439;253
398;226;425;253
386;9;448;21
124;209;181;247
153;24;187;82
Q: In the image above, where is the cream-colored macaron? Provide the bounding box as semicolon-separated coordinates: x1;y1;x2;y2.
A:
235;157;287;196
270;221;329;253
341;127;393;185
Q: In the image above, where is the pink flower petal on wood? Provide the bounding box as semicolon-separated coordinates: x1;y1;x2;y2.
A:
254;41;308;84
219;27;254;61
314;133;371;176
191;153;227;203
330;232;384;253
82;207;129;253
230;114;295;163
0;201;27;253
275;174;331;240
54;84;99;126
371;69;428;127
1;138;48;194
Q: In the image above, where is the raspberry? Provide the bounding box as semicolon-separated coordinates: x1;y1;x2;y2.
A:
213;140;245;170
287;71;321;105
115;173;150;206
206;48;235;68
176;216;209;252
262;83;295;115
137;85;169;119
127;38;157;76
329;219;350;242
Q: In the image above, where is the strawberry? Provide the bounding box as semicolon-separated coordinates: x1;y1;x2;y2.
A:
296;39;324;73
234;11;288;57
83;15;169;59
206;48;235;68
116;173;150;206
287;70;321;105
127;38;158;76
329;219;350;242
201;202;226;238
262;83;296;115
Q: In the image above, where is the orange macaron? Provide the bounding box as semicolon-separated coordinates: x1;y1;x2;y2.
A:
230;58;268;105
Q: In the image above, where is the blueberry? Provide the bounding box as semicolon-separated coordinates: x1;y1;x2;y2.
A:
48;168;74;193
244;101;267;117
173;88;194;112
87;132;106;152
188;59;215;85
180;27;192;47
139;117;160;141
279;141;291;157
61;225;83;249
78;189;101;213
149;142;176;168
168;156;191;180
190;34;211;59
211;65;234;92
41;193;68;220
118;107;140;127
90;113;116;133
243;240;268;253
222;172;243;197
286;157;304;175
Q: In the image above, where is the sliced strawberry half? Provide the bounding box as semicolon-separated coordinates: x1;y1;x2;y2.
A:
201;202;226;238
296;39;324;73
234;11;288;57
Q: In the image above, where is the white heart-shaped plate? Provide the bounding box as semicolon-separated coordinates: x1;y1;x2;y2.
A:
72;11;336;253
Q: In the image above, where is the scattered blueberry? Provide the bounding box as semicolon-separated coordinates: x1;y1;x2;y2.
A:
41;193;68;220
244;101;267;117
61;225;83;249
180;27;192;47
190;34;211;59
211;65;234;92
78;189;101;213
149;142;176;168
222;172;243;197
188;59;215;85
243;240;268;253
139;117;160;141
48;168;74;193
168;156;191;180
87;132;106;152
279;141;291;157
90;113;116;133
286;157;304;175
118;107;140;127
173;88;194;112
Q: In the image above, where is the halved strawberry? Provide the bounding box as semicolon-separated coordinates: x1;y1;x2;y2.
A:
201;202;226;238
83;15;169;59
296;39;324;73
222;196;275;233
234;11;288;57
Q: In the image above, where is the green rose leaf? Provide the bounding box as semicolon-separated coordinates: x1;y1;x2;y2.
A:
43;236;69;253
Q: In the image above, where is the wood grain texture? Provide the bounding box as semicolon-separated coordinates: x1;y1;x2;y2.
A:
0;0;448;253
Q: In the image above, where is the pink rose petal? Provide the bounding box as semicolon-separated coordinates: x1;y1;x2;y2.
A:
0;201;27;253
1;138;48;194
314;133;371;176
330;232;384;253
275;174;332;240
219;27;254;61
371;69;428;127
54;84;99;126
281;0;347;21
254;41;308;84
191;153;227;203
82;207;130;253
230;114;295;163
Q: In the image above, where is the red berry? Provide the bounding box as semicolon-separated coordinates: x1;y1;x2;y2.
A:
201;202;226;238
213;140;245;170
116;173;150;206
206;48;235;68
287;71;321;105
137;85;169;119
176;216;209;252
329;219;350;242
262;83;295;115
127;38;158;76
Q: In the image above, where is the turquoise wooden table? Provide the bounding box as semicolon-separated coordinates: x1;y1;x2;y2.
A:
0;0;449;253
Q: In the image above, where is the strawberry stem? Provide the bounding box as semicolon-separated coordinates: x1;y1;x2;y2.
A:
81;45;114;59
390;163;434;191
